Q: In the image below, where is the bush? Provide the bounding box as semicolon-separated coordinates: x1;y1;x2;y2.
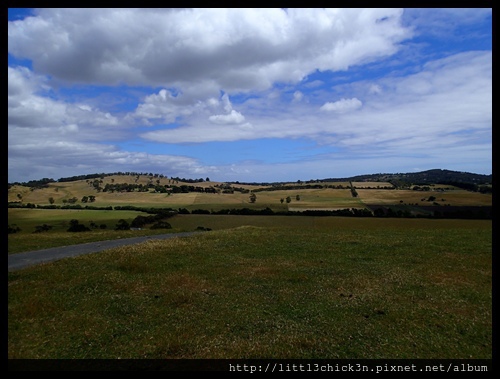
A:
192;209;210;214
130;215;151;228
150;221;172;229
34;224;53;233
67;219;90;232
115;219;130;230
8;224;21;234
195;226;212;231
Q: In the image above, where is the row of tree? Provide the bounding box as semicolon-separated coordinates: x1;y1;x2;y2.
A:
9;212;176;234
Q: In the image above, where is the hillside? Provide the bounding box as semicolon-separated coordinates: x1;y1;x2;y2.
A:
8;168;492;226
321;169;492;185
8;168;491;189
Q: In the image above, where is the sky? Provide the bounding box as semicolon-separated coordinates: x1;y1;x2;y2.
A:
8;8;492;183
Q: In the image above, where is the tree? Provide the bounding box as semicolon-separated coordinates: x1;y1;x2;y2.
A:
280;198;284;204
8;224;21;234
286;196;292;203
249;193;257;203
92;179;103;192
48;197;55;204
67;219;90;232
34;224;53;233
81;196;89;203
115;219;130;230
206;177;210;182
150;221;172;229
296;194;301;201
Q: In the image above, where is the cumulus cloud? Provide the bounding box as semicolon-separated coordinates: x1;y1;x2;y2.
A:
207;93;246;125
209;110;246;125
320;98;363;113
8;66;46;97
141;50;491;149
8;66;120;141
8;8;411;92
7;9;491;183
133;89;199;124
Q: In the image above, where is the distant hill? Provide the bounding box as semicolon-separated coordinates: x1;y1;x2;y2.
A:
232;169;492;189
322;169;492;186
8;168;492;189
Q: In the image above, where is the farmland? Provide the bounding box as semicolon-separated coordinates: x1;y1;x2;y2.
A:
8;173;492;252
8;218;492;360
7;171;492;361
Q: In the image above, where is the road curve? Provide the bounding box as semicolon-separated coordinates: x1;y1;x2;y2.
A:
8;232;198;271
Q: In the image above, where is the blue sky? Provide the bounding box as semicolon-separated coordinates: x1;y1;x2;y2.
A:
8;8;492;183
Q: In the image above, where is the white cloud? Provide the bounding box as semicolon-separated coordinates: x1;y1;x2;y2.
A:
8;8;412;93
293;91;304;102
140;50;491;151
209;110;246;125
7;9;491;183
207;93;246;125
369;84;383;94
8;65;123;150
133;89;197;124
320;98;363;113
402;8;491;38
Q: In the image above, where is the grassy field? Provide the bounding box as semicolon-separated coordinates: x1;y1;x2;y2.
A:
7;175;492;360
8;181;493;254
7;208;189;254
8;218;491;359
356;188;492;206
9;175;491;210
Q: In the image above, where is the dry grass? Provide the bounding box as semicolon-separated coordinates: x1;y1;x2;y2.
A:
9;176;491;210
351;181;393;188
356;189;492;206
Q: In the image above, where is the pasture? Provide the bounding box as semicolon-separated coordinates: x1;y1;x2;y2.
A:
8;177;492;254
357;188;492;206
9;175;491;211
7;175;492;360
8;218;492;359
7;208;179;254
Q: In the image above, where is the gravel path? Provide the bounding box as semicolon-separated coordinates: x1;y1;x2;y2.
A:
8;232;198;271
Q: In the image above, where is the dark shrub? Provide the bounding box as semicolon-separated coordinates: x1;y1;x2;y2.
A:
34;224;53;233
115;219;130;230
8;224;21;234
67;219;90;232
150;221;172;229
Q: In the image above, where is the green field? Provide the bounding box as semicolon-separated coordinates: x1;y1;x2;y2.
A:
8;218;491;359
7;208;178;254
7;176;492;360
